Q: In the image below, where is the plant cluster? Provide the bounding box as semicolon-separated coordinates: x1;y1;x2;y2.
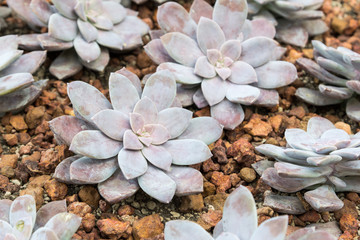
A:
256;116;360;212
0;35;47;115
164;185;336;240
50;68;222;203
296;40;360;121
0;195;81;240
145;0;297;130
247;0;328;47
8;0;149;79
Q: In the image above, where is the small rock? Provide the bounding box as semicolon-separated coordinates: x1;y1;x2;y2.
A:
202;181;216;197
269;115;283;133
0;166;14;178
9;115;28;131
82;213;96;233
334;199;358;221
44;178;68;200
243;118;272;137
339;231;355;240
298;210;321;223
339;214;358;236
97;219;130;238
18;132;31;144
239;167;256;182
210;171;231;193
264;194;306;215
118;205;135;216
227;138;254;157
346;192;360;204
0;154;18;168
179;194;204;212
332;17;348;34
0;175;9;190
146;201;156;211
251;160;275;176
196;210;222;231
78;186;100;209
20;187;44;210
204;193;228;211
133;214;164;240
28;175;51;188
68;202;92;217
335;122;352;135
289;106;306;119
3;134;18;146
26;106;45;129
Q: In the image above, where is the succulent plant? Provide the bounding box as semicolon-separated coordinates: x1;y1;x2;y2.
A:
144;0;297;130
0;35;48;115
164;185;336;240
8;0;149;79
296;40;360;121
247;0;328;47
255;116;360;212
0;195;81;240
49;69;223;203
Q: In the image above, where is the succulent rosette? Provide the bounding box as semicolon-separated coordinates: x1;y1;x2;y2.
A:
255;117;360;212
145;0;297;130
0;195;81;240
8;0;149;79
164;186;336;240
247;0;328;47
296;40;360;121
50;69;223;203
0;35;48;115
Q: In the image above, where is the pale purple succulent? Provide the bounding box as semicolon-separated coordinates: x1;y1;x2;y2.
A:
0;195;81;240
144;0;298;130
296;40;360;121
247;0;328;47
255;116;360;212
0;35;48;115
50;69;223;203
8;0;149;80
164;185;336;240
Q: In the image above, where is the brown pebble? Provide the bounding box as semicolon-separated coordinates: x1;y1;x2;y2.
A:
78;186;100;209
298;210;320;223
3;134;18;146
243;118;272;137
132;214;164;240
44;178;68;200
118;205;135;216
0;154;18;168
239;167;256;182
179;194;204;212
9;115;28;131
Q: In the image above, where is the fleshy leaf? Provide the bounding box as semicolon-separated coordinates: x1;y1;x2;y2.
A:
138;165;176;203
190;0;213;23
226;84;260;105
157;62;202;84
133;97;158;124
52;0;77;19
220;40;242;61
201;77;228;106
0;51;47;76
92;109;130;141
130;113;145;133
255;61;297;89
115;68;142;95
0;73;33;96
34;200;67;230
142;70;176;111
250;216;288;240
70;157;118;184
98;170;139;204
307;117;335;139
194;56;216;79
70;130;123;159
123;130;143;150
144;39;174;65
157;2;197;38
197;17;225;54
142;145;172;171
164;220;213;240
49;49;83;80
118;148;148;179
77;19;98;43
295;88;344;106
178;117;223;145
240;37;278;67
222;186;257;240
80;47;110;72
44;213;81;240
10;195;36;240
167;166;203;196
48;13;77;42
73;35;101;63
213;0;248;39
68;81;112;123
161;32;203;67
53;156;82;184
145;124;171;145
211;99;244;130
109;72;140;115
30;228;59;240
163;139;212;165
346;98;360;121
0;199;12;222
157;108;193;139
229;61;257;84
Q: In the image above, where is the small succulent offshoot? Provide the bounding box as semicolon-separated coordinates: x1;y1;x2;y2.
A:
164;185;336;240
145;0;298;130
0;195;81;240
256;116;360;212
8;0;149;79
296;40;360;121
49;68;223;203
0;35;47;115
247;0;328;47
